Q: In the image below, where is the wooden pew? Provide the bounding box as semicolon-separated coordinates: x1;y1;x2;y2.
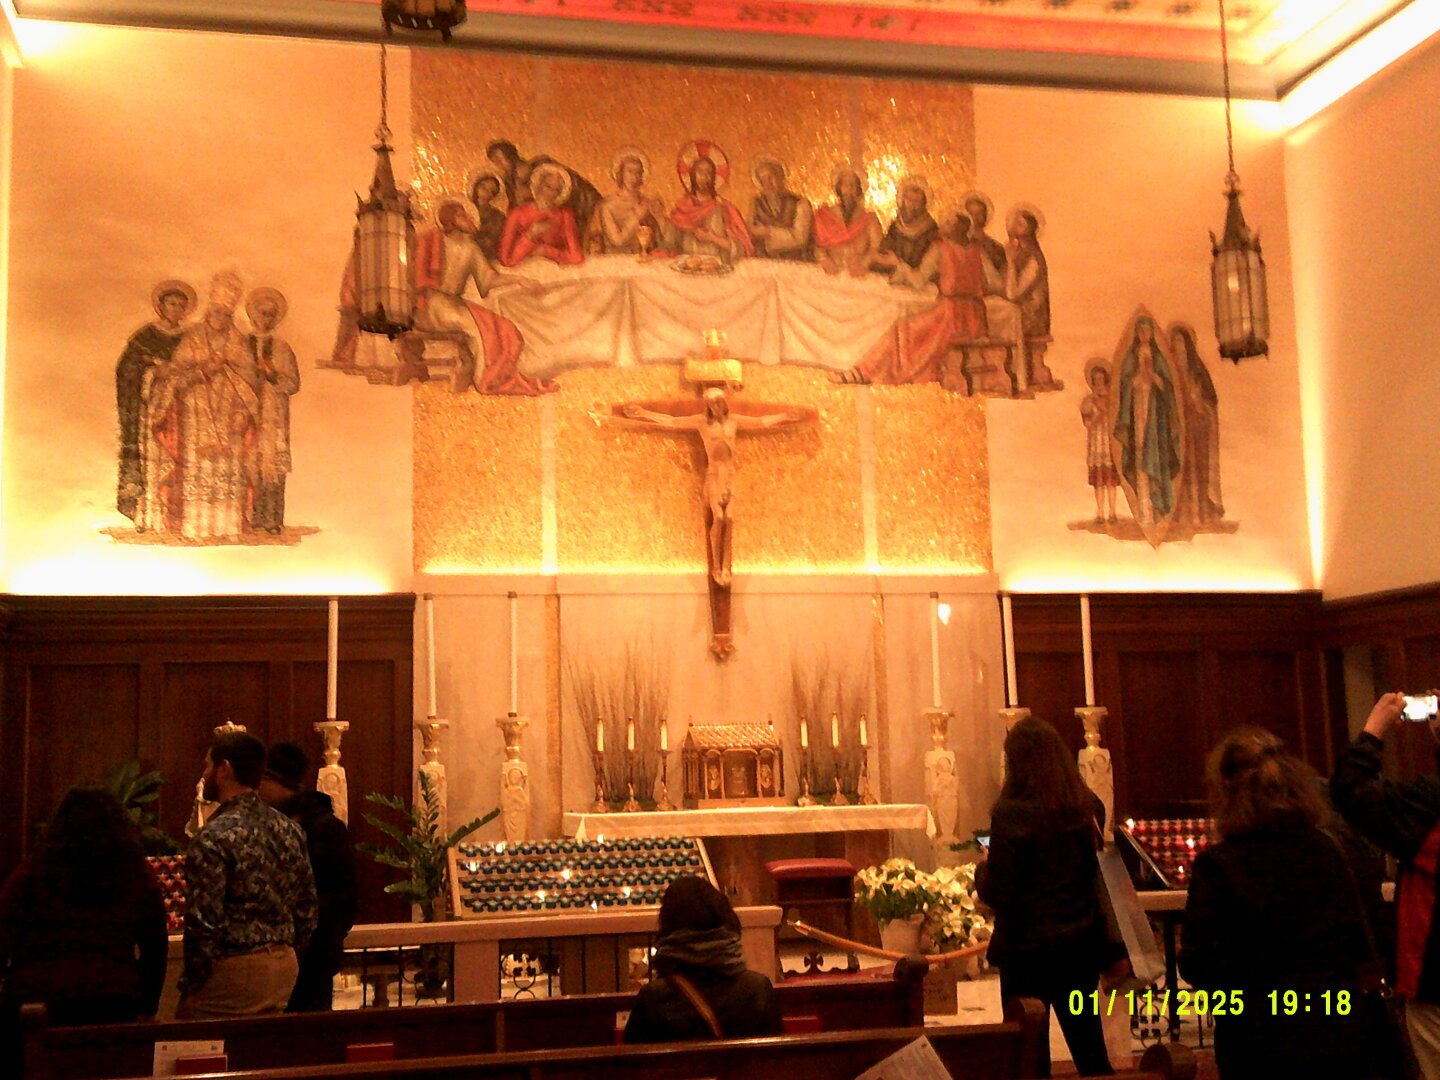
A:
21;967;924;1080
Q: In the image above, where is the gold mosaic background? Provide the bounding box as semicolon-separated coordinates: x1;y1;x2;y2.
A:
411;50;990;575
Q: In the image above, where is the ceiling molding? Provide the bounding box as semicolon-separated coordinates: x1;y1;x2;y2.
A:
14;0;1281;98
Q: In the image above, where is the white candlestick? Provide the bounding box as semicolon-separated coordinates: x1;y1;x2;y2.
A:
508;591;519;716
660;719;668;752
1002;594;1018;708
929;592;942;709
627;718;635;751
859;715;868;747
326;598;339;720
831;713;840;748
596;722;604;753
1081;594;1096;707
424;593;437;719
800;719;808;749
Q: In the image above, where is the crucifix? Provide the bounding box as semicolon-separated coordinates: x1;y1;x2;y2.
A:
595;347;815;659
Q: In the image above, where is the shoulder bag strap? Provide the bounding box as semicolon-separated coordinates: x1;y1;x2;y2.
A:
1322;827;1389;991
666;971;724;1039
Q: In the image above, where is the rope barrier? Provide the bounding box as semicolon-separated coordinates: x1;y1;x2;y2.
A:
786;919;989;967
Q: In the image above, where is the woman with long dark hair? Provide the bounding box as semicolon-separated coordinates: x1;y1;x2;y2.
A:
977;715;1120;1076
0;788;167;1024
624;875;781;1043
1181;729;1396;1079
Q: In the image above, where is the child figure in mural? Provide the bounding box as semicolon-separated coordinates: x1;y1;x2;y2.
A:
1079;360;1119;525
245;288;300;535
116;280;196;522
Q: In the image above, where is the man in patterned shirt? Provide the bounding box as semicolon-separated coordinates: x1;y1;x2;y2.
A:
178;731;318;1019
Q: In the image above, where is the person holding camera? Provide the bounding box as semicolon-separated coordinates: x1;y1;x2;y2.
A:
1331;690;1440;1079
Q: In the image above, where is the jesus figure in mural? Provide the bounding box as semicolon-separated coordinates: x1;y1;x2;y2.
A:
619;389;809;586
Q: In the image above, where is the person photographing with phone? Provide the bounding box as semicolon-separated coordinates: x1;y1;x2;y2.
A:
1331;690;1440;1078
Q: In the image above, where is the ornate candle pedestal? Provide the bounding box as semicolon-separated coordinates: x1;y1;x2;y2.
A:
857;753;878;805
188;719;248;836
655;749;676;811
795;746;817;807
591;750;610;813
996;707;1030;787
415;718;449;836
1076;706;1114;843
314;719;351;825
622;749;642;813
497;714;530;844
922;707;958;849
830;765;849;806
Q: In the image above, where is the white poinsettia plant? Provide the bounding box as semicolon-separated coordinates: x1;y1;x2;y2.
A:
854;858;992;950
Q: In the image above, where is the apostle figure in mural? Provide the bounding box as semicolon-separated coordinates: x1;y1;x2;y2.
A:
1080;360;1119;525
139;272;260;541
813;168;883;277
835;212;988;386
245;288;300;535
874;176;939;275
415;199;558;396
1170;323;1225;527
595;148;673;255
499;164;584;267
467;173;508;263
484;139;601;240
748;157;813;261
116;279;194;522
961;191;1007;292
669;142;753;263
1112;315;1183;537
619;388;808;586
1004;205;1059;390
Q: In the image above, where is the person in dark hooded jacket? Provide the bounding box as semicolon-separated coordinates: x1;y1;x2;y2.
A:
624;875;782;1043
259;741;358;1012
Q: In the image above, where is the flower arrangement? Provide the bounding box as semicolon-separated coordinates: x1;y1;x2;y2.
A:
854;857;991;951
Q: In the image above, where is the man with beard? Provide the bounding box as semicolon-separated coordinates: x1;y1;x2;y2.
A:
258;742;357;1012
116;280;194;522
178;731;317;1019
485;139;600;240
669;154;753;262
748;157;812;261
813;168;882;277
962;191;1008;293
874;176;940;275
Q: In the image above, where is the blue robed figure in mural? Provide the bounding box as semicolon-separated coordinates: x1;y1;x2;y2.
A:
1112;316;1182;533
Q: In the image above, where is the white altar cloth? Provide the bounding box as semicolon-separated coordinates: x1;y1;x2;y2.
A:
492;256;936;377
563;803;935;841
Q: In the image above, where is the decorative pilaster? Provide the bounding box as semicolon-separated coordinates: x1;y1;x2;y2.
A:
498;715;530;844
315;720;351;825
1076;706;1114;843
996;706;1030;787
922;707;959;850
415;718;448;836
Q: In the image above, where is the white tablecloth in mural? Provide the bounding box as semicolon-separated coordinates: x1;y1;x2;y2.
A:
562;803;935;841
488;255;938;378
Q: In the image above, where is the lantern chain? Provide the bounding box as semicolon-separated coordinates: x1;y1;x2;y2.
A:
376;29;392;147
1219;0;1238;192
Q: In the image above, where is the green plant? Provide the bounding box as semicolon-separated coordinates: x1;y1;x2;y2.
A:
359;772;497;915
853;857;935;930
103;760;181;855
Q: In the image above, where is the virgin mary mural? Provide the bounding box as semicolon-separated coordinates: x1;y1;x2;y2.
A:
1112;314;1183;541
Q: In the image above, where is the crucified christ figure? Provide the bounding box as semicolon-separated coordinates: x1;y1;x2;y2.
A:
619;388;810;586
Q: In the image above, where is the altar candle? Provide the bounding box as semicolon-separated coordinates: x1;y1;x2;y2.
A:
627;717;635;751
1001;594;1018;708
831;713;840;748
800;718;809;749
929;592;942;709
326;598;339;720
424;593;437;719
859;715;868;747
660;719;668;751
508;591;519;716
1081;594;1096;707
596;722;604;753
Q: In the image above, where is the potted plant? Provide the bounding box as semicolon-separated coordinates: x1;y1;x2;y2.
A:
853;857;934;954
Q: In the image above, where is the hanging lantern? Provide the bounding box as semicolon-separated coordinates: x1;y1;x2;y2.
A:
382;1;467;41
354;42;414;339
1208;0;1269;362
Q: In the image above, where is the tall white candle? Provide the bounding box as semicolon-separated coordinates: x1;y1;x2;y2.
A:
596;721;604;753
831;713;840;748
929;592;942;709
859;715;868;747
1081;594;1096;707
660;718;668;752
508;591;519;716
326;598;339;720
627;717;635;752
424;593;437;719
800;718;808;749
1001;594;1018;708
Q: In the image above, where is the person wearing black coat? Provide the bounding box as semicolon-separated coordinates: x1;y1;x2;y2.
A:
259;742;359;1012
977;715;1122;1077
1181;727;1397;1080
624;876;782;1043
